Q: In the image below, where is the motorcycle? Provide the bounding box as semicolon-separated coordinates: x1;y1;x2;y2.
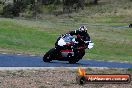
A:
43;35;94;64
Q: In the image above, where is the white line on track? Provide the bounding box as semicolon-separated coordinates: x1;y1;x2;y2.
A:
2;53;7;54
0;67;125;71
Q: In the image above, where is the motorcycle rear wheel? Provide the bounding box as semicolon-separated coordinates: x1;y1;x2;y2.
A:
43;48;55;62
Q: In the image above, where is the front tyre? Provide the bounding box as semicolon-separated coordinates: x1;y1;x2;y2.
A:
69;49;85;64
43;48;55;62
69;56;79;64
69;59;78;64
67;53;77;64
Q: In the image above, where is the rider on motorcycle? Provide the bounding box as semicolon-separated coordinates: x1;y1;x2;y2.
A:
43;26;94;63
55;26;92;56
68;25;91;45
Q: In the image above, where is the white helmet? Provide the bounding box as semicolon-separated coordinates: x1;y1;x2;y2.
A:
79;25;87;32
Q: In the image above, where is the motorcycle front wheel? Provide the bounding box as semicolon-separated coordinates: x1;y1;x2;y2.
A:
69;59;79;64
69;49;85;64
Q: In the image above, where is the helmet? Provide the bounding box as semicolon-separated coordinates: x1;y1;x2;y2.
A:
79;25;87;32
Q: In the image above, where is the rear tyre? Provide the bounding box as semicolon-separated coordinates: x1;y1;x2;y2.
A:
43;48;55;62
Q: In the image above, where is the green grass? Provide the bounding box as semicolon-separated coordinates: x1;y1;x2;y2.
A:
0;0;132;62
84;27;132;62
0;19;57;54
128;68;132;72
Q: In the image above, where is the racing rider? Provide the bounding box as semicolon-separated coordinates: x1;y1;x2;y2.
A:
68;25;91;45
54;25;92;57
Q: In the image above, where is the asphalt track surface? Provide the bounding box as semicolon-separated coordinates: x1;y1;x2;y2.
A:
0;54;132;68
